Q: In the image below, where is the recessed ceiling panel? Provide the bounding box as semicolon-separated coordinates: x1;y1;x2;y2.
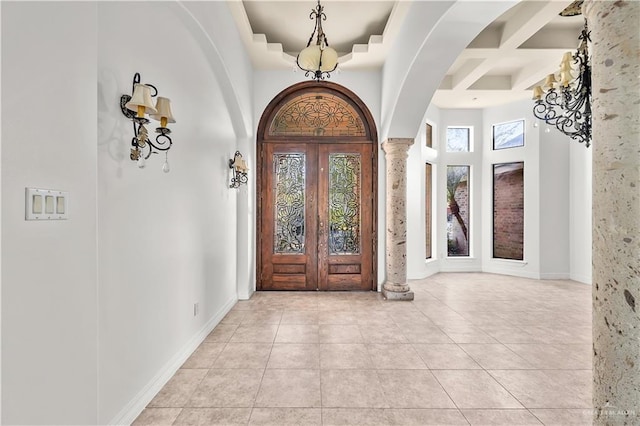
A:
243;1;394;55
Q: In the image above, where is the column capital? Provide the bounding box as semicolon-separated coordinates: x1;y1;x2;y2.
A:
382;138;414;155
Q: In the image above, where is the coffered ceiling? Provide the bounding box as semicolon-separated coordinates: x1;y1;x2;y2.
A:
229;0;584;109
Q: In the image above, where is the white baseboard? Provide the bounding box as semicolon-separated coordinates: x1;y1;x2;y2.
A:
482;264;538;279
539;272;571;280
109;295;237;426
570;273;592;285
440;265;482;272
238;287;254;301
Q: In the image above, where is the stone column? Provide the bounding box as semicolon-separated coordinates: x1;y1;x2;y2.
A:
583;1;640;424
381;138;414;300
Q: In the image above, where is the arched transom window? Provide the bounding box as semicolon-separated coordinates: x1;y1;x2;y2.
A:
268;92;366;137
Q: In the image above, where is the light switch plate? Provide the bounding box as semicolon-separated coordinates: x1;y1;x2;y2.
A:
25;188;69;220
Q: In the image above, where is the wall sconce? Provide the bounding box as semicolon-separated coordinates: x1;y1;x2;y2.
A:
229;151;248;188
120;73;175;171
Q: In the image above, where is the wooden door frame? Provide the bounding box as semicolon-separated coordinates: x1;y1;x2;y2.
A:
256;81;378;291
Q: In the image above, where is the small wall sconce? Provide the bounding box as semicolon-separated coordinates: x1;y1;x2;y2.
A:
229;151;249;188
120;73;175;172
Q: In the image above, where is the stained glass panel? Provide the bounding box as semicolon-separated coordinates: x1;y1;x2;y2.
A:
328;154;361;255
269;93;366;137
274;153;306;254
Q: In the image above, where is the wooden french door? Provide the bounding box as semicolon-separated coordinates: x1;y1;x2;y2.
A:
259;141;375;291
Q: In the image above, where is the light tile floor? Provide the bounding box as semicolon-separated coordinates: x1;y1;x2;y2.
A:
134;273;593;425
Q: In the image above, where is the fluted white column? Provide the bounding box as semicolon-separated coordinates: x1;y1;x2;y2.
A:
583;1;640;424
381;138;414;300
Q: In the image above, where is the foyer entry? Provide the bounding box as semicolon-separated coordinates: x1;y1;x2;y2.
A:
257;82;378;291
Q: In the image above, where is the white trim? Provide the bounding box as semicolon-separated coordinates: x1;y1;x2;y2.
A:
238;288;254;301
570;273;592;285
440;266;482;272
440;259;481;272
488;258;528;266
108;295;237;426
539;272;571;280
482;266;539;279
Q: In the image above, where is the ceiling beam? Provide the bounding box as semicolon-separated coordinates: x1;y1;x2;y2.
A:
499;0;573;49
511;61;559;91
468;75;512;90
451;58;494;90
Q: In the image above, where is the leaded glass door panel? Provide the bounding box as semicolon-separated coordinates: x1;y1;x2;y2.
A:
260;143;318;290
318;144;373;291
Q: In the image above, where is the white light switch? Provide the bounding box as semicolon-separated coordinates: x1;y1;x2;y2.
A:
25;188;69;220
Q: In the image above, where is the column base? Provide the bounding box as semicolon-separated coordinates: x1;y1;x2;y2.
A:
382;284;414;301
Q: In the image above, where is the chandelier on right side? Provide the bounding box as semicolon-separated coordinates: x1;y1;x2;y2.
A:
532;2;591;148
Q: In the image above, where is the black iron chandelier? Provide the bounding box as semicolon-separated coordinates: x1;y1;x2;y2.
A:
532;15;592;148
296;0;338;81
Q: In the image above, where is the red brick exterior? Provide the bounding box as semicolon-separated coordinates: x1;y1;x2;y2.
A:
493;164;524;260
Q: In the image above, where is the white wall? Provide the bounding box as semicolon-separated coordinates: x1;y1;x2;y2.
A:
0;3;4;421
539;125;570;279
252;70;385;288
570;139;592;283
484;99;571;279
97;2;248;423
167;1;256;300
438;109;484;272
1;3;98;424
407;104;440;279
483;100;542;278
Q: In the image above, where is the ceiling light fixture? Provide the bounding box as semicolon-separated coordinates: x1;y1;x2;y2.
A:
531;8;591;147
296;0;338;81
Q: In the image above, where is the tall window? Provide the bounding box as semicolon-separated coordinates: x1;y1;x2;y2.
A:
446;127;470;152
493;162;524;260
425;163;433;259
426;123;433;148
447;165;470;256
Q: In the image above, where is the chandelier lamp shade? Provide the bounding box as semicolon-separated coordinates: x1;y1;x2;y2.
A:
531;18;591;147
120;73;175;171
296;0;338;81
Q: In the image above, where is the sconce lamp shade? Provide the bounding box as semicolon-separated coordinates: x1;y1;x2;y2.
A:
236;158;249;172
298;44;338;73
150;97;176;127
125;83;157;117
